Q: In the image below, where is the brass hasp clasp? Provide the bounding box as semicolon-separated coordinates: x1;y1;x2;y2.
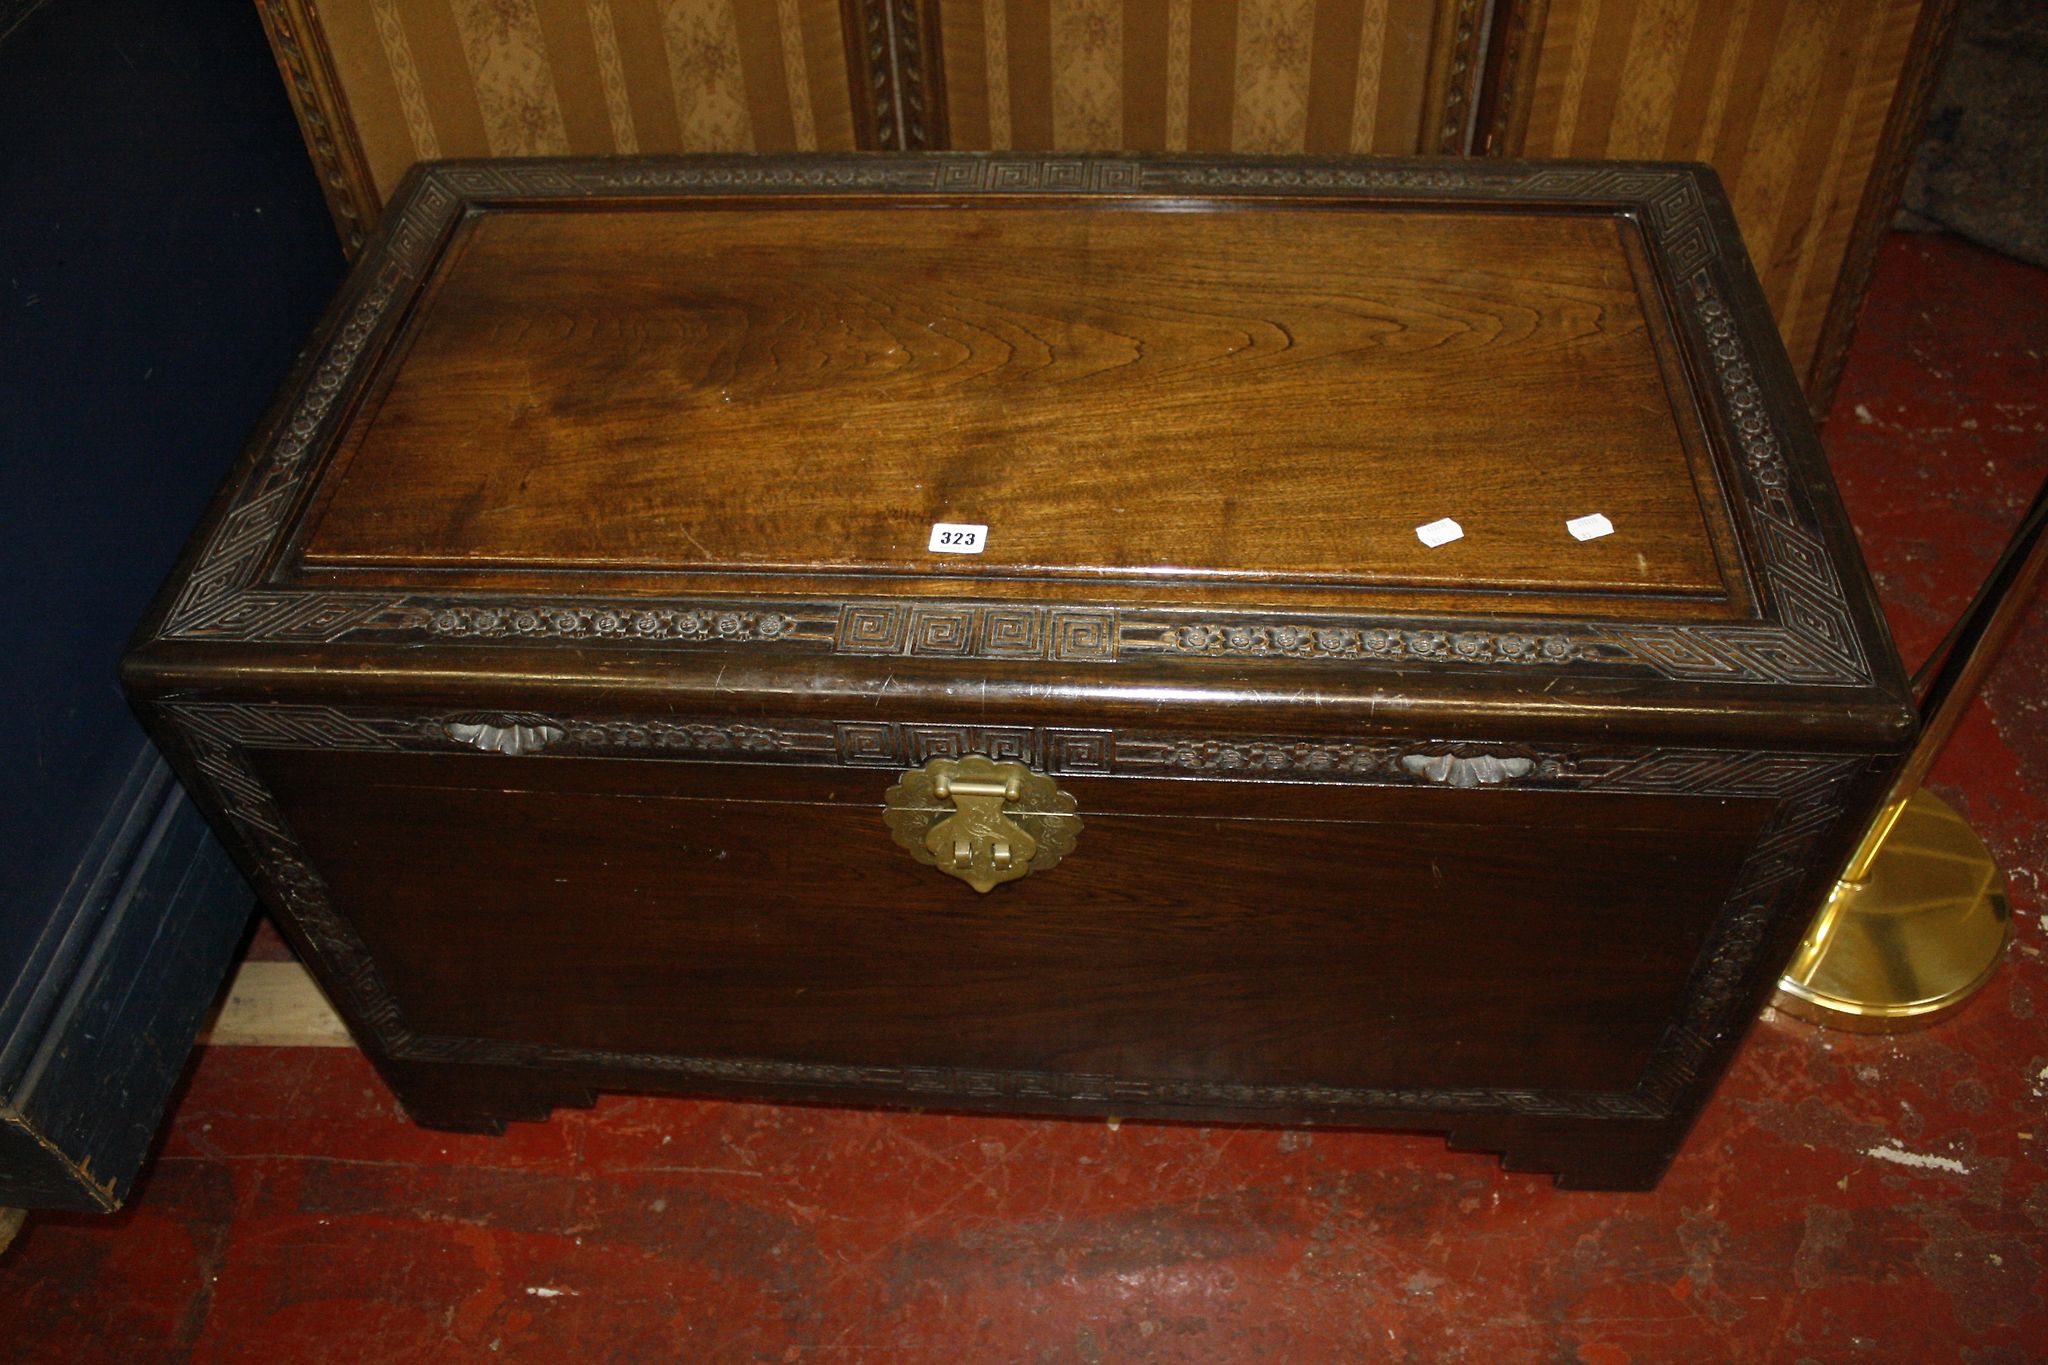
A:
883;755;1081;893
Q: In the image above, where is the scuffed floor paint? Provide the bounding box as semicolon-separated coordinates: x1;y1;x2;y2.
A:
1866;1143;1974;1175
0;233;2043;1363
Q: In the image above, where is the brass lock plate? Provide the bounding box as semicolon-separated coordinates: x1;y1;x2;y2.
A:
883;755;1081;893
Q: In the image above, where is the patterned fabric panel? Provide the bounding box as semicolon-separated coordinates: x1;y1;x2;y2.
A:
312;0;858;203
1517;0;1932;378
936;0;1459;153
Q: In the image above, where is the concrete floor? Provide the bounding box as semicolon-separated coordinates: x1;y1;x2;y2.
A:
3;231;2045;1363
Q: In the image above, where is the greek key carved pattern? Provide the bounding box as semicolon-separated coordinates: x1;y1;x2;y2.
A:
155;157;1871;689
836;603;1119;662
1637;772;1855;1107
163;276;399;636
161;173;461;639
832;722;1117;773
159;705;411;1052
170;702;418;753
156;698;1861;1123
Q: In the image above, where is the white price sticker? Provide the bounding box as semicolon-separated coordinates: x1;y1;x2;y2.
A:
1566;512;1615;541
928;522;989;554
1414;517;1464;548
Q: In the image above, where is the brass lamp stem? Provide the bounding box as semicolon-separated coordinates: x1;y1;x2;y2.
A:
1892;475;2048;805
1845;476;2048;884
1778;474;2048;1030
1836;795;1909;887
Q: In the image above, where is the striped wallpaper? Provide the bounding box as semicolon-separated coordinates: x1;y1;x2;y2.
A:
937;0;1456;153
1518;0;1932;376
271;0;1939;396
317;0;858;203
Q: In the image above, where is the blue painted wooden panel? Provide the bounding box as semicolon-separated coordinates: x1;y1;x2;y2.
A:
0;754;250;1210
0;0;343;1210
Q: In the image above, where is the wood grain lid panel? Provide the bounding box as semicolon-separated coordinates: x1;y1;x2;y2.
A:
295;199;1742;615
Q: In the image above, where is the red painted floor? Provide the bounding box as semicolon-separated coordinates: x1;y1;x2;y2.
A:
6;232;2047;1363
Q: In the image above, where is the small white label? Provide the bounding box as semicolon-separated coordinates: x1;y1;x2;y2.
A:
1566;512;1615;541
1414;517;1464;548
928;522;988;554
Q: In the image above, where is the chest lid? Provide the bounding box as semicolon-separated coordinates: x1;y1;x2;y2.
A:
130;155;1908;747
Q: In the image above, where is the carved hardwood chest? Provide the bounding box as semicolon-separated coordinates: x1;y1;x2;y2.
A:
127;155;1913;1190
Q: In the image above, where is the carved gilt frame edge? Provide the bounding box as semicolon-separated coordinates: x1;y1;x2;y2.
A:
1473;0;1552;156
254;0;378;256
1421;0;1491;154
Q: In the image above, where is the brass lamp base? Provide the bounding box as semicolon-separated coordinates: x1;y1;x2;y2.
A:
1775;788;2011;1033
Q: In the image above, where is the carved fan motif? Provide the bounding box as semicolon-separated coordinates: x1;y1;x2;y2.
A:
1400;752;1536;788
443;718;564;757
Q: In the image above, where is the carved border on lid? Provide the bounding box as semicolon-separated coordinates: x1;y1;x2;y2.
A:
153;156;1873;689
153;697;1864;1122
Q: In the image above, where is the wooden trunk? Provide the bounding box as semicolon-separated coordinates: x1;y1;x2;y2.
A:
126;154;1912;1190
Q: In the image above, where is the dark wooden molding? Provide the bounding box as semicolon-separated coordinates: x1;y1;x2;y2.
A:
252;0;378;257
158;698;1875;792
1804;0;1962;416
837;0;884;150
839;0;946;151
906;0;947;150
1472;0;1550;156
